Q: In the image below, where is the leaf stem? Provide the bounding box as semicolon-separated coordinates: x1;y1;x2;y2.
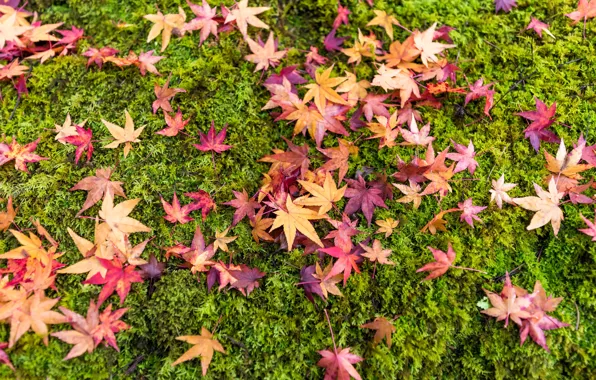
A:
450;265;487;274
323;309;337;353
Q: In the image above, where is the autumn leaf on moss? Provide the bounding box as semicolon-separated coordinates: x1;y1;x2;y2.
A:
158;108;189;136
344;174;388;226
83;259;143;305
0;343;13;371
0;229;49;264
0;59;28;81
318;346;363;380
566;0;596;24
375;218;398;238
481;273;531;328
99;190;151;240
399;115;434;147
54;114;85;144
271;197;325;250
361;317;396;348
213;228;237;253
184;189;216;220
371;65;419;107
367;10;399;40
513;178;564;235
58;224;111;280
420;208;458;234
360;239;394;265
311;262;342;299
457;198;486;228
544;139;592;179
244;33;286;72
152;75;186;114
92;303;129;351
102;110;145;157
250;207;274;242
382;35;419;67
224;0;270;37
144;7;186;52
495;0;517;13
172;327;226;375
579;212;596;241
64;126;94;164
489;175;516;209
393;181;422;209
296;172;346;215
224;189;259;226
0;137;47;173
0;196;16;232
303;66;348;113
161;192;195;224
0;12;31;49
193;121;232;153
229;264;265;296
52;300;99;360
8;291;66;348
183;0;219;44
464;78;494;118
82;47;118;69
417;244;456;280
70;168;125;216
320;245;361;286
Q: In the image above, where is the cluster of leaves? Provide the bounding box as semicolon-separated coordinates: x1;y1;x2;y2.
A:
0;1;84;96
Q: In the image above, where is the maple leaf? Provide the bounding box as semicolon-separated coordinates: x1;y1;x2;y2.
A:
317;346;363;380
213;228;237;253
181;226;216;274
70;168;126;216
0;59;28;80
271;197;325;250
299;264;324;302
54;113;84;144
463;79;494;117
82;47;118;69
360;240;394;265
0;137;47;173
184;0;219;44
579;212;596;241
303;66;348;113
91;303;129;351
413;23;455;66
457;198;486;228
344;175;387;226
446;140;479;174
566;0;596;24
393;181;423;209
193;121;232;153
102;111;144;157
58;224;111;280
336;71;370;105
481;274;532;328
375;218;398;238
324;28;346;52
260;137;311;178
341;29;376;65
366;111;400;149
83;259;143;305
526;17;554;38
139;253;166;280
244;33;286;72
250;207;274;242
0;196;16;232
333;4;350;28
229;264;265;296
489;174;517;209
320;246;361;286
309;262;343;299
517;97;558;152
495;0;517;13
513;178;564;235
144;7;186;51
135;50;164;76
371;65;420;107
161;192;195;224
184;189;216;220
158;108;190;136
224;189;259;226
296;172;346;215
8;292;67;348
420;209;458;235
400;115;434;146
56;25;84;45
171;327;226;375
224;0;270;37
99;190;151;240
52;300;99;360
382;35;420;68
0;12;31;49
416;243;456;281
361;317;396;348
544;139;592;179
64;126;94;164
0;229;50;265
366;10;399;40
152;75;186;114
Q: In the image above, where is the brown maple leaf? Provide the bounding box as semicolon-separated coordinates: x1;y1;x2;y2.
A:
70;168;126;216
250;207;274;243
152;75;186;114
361;316;396;348
171;327;226;375
420;208;458;234
102;110;145;157
312;262;343;299
0;196;16;232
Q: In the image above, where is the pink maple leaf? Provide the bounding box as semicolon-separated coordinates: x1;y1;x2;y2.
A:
446;140;479;174
464;78;495;117
457;198;487;227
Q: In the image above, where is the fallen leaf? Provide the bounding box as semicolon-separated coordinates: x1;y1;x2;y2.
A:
171;327;226;375
361;317;396;348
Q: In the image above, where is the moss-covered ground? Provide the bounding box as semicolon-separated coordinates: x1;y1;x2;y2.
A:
1;0;596;378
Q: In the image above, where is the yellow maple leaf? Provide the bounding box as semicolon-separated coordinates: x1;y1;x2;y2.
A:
102;110;145;157
270;197;325;250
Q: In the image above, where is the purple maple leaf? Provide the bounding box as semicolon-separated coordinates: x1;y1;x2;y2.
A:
323;28;346;52
344;174;388;226
495;0;517;13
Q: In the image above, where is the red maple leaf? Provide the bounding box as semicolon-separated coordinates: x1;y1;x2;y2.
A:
64;126;94;164
56;26;85;45
82;47;118;69
0;137;47;173
157;108;190;136
318;346;363;380
83;259;143;305
224;189;260;226
320;246;361;286
184;189;216;220
361;93;393;122
161;192;195;224
91;303;129;351
228;264;265;296
193;121;232;153
344;174;388;226
517;97;559;152
152;75;186;114
464;78;494;117
416;243;455;281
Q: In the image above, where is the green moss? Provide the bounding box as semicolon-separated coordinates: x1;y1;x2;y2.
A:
1;0;595;378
